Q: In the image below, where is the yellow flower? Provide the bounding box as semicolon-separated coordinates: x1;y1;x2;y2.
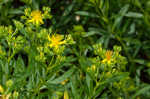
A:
48;34;66;49
1;93;11;99
136;96;140;99
80;73;85;80
117;97;122;99
8;28;13;34
13;91;19;98
0;47;3;55
87;67;90;71
28;10;44;26
64;90;69;99
0;85;4;93
87;65;96;72
6;80;13;87
105;72;111;77
102;50;113;64
0;85;11;99
91;65;96;71
61;79;69;85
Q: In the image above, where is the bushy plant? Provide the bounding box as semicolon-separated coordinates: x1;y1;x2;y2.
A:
0;0;150;99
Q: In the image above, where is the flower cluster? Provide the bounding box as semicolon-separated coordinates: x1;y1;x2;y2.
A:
0;6;135;99
102;50;113;64
28;10;44;26
0;80;19;99
22;7;52;26
48;34;66;49
93;44;127;70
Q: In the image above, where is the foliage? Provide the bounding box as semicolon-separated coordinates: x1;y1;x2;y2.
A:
0;0;150;99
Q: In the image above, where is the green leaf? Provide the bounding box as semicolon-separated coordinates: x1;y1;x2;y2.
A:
86;73;93;97
8;9;24;14
125;12;143;18
128;23;135;34
132;85;150;99
83;31;100;37
119;4;130;16
133;59;145;65
63;3;74;16
112;4;129;31
70;76;80;99
100;72;129;85
47;68;76;84
75;11;99;18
